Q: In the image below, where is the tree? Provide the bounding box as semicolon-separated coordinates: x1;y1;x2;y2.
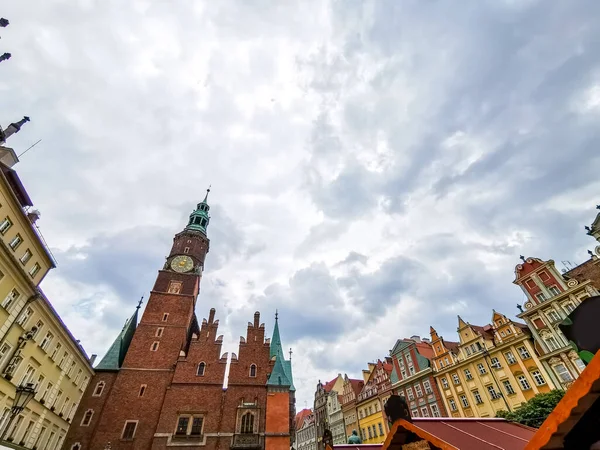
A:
495;389;565;428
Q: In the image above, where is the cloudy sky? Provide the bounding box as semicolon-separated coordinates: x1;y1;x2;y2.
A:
2;0;600;409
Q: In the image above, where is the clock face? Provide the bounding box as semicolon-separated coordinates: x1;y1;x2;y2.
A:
171;255;194;273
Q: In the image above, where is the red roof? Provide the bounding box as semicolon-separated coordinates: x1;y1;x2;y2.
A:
295;408;313;430
380;418;536;450
444;340;460;353
324;376;338;393
525;349;600;449
415;341;434;359
347;378;364;397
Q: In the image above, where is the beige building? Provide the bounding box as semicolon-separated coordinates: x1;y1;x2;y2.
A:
430;312;554;418
0;119;94;448
514;256;598;389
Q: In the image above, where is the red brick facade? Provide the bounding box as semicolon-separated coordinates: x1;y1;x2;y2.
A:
64;204;294;450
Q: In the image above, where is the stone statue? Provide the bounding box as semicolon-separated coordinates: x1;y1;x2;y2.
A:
348;429;362;444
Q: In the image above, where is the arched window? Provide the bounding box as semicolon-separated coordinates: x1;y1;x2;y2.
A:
81;409;94;426
197;362;206;376
71;444;81;450
92;381;105;397
249;364;257;377
241;412;254;434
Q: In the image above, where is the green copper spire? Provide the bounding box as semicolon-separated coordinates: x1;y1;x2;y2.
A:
267;312;295;391
267;349;292;387
95;297;141;371
185;186;211;235
270;310;282;359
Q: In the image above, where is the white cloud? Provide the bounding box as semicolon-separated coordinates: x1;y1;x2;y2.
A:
2;0;600;410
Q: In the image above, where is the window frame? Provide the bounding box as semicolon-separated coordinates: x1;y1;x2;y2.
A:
19;249;32;265
81;409;94;427
8;233;23;250
92;381;105;397
0;217;12;235
121;420;138;440
197;362;206;376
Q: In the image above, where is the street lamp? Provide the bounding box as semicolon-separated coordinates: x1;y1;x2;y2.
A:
0;383;36;441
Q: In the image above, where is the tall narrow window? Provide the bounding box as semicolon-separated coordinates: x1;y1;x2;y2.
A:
162;313;169;322
241;412;254;434
176;416;189;435
81;409;94;426
184;247;190;254
15;307;32;327
40;332;54;351
122;421;137;440
2;288;20;309
197;362;206;376
249;364;257;377
139;384;146;397
151;342;159;351
191;417;203;436
9;234;22;250
92;381;105;397
156;328;164;337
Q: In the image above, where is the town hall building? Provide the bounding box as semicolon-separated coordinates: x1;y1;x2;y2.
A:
63;191;296;449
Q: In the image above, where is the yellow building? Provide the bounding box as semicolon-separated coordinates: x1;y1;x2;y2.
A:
0;120;94;448
430;312;554;418
356;360;392;444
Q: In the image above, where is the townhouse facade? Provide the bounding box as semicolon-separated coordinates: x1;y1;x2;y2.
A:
389;336;447;418
295;409;316;450
430;313;553;418
340;374;363;441
514;256;599;389
355;359;392;444
0;118;95;449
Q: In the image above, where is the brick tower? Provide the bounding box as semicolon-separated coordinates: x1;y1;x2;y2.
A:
64;192;296;450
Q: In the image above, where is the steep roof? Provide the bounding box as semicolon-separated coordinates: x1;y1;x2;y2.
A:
525;351;600;449
348;378;364;396
324;376;339;393
444;340;460;354
95;307;138;371
415;341;434;360
295;409;313;430
283;359;296;392
270;314;282;359
267;349;292;388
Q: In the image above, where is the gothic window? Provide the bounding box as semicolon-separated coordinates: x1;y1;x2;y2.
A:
241;412;254;434
92;381;105;397
197;362;206;376
81;409;93;426
249;364;257;377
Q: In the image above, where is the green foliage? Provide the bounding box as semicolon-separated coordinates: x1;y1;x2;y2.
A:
495;389;565;428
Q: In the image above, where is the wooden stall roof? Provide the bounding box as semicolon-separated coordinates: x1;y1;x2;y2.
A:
525;350;600;450
329;418;535;450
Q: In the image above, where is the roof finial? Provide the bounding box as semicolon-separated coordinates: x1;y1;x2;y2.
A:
519;255;526;262
275;309;278;321
203;185;211;203
136;295;144;310
289;347;293;360
596;205;600;210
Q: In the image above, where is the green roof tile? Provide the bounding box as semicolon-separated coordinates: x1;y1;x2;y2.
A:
95;308;138;371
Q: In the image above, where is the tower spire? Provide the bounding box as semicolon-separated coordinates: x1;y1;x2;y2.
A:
184;188;211;235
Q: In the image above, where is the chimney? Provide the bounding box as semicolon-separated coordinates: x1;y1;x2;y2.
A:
1;116;30;142
410;335;421;342
27;210;40;225
89;354;97;366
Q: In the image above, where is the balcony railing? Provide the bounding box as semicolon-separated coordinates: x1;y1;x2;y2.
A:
231;433;262;448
